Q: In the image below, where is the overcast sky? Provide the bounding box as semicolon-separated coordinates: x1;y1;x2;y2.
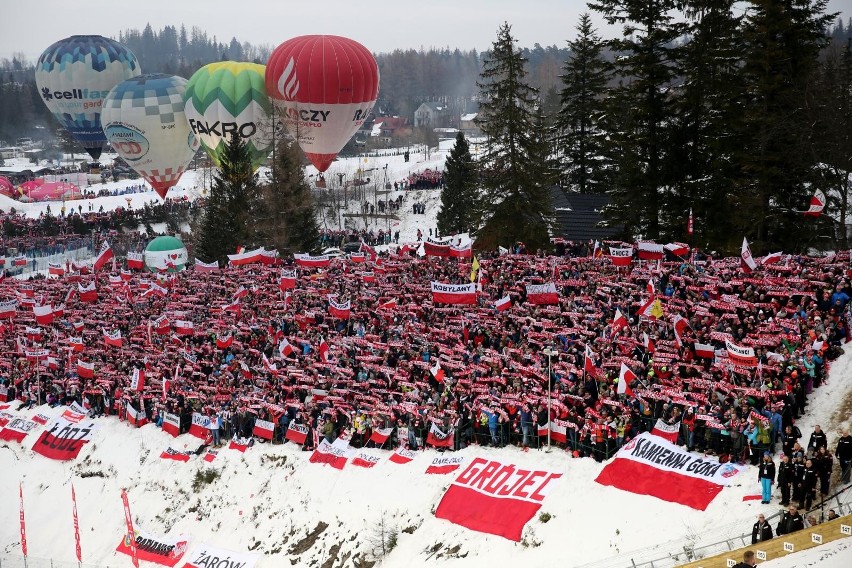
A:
3;0;851;63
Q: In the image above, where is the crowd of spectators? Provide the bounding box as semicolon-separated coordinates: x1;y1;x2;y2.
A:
2;241;851;507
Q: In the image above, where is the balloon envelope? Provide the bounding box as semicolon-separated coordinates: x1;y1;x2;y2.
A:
265;35;379;172
184;61;273;170
35;35;141;160
0;176;14;198
101;74;200;199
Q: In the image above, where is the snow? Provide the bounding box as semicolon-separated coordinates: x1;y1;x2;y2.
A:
1;346;850;567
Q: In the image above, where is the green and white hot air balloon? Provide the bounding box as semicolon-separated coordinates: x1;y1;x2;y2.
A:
184;61;273;170
144;235;188;272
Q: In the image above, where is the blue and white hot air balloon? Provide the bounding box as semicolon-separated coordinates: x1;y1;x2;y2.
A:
35;35;141;161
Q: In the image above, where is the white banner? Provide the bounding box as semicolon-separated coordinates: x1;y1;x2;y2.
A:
184;543;261;568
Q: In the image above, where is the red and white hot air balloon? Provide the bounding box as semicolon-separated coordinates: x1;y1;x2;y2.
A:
266;35;379;173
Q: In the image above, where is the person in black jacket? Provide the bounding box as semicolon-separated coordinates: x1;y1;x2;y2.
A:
792;453;806;504
777;454;794;506
799;459;818;510
782;424;802;457
751;514;773;544
758;452;776;504
732;550;757;568
836;429;852;483
777;505;805;535
808;425;828;455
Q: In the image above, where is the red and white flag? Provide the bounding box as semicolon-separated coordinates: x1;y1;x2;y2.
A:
327;296;351;319
253;419;275;440
32;417;98;460
694;343;715;359
103;329;123;347
0;299;17;319
33;304;54;325
804;189;825;216
435;457;563;541
93;241;114;271
761;251;783;265
369;427;394;446
389;448;417;464
194;258;219;272
48;262;65;276
77;282;98;303
115;524;188;567
0;418;38;443
309;438;353;469
595;432;745;510
584;345;599;378
424;237;451;257
741;237;757;273
525;282;559;305
617;363;636;397
538;420;569;444
351;451;381;468
431;281;477;305
188;412;210;439
426;455;465;474
286;422;309;445
120;489;139;568
174;320;194;336
294;253;331;268
279;269;297;290
494;295;512;312
426;422;454;448
650;419;680;444
76;361;95;379
430;360;446;383
664;242;689;257
229;438;250;453
637;241;664;261
19;482;28;559
162;412;180;437
13;256;27;267
126;404;148;427
278;338;295;357
126;252;144;270
672;314;690;347
642;332;655;354
449;242;473;258
611;308;628;335
216;333;233;349
725;339;757;367
608;246;634;267
130;367;145;391
360;241;377;262
228;247;265;266
318;337;330;362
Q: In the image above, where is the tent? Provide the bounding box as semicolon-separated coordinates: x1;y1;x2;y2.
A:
18;179;83;201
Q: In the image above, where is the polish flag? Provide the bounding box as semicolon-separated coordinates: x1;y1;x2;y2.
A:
188;412;210;439
0;299;17;319
804;188;825;216
103;329;123;347
215;333;233;349
126;405;148;428
665;242;690;257
318;338;330;363
285;422;309;445
52;303;65;318
69;337;85;352
525;282;559;305
430;361;446;383
48;263;65;277
672;314;690;347
426;455;465;474
278;338;295;358
651;419;680;444
369;427;394;446
431;282;477;305
253;419;275;440
449;242;473;258
194;258;219;272
761;251;783;266
495;295;512;312
162;413;180;437
151;315;170;335
584;345;599;377
327;297;351;319
309;438;353;469
13;255;27;267
33;304;54;326
93;241;114;271
351;451;381;468
160;448;191;462
126;252;144;270
279;270;297;290
233;286;248;300
725;339;757;367
77;282;97;303
637;241;664;261
611;308;629;335
349;252;367;263
617;363;636;397
608;246;634;267
360;241;377;262
0;419;37;442
174;320;194;336
129;368;145;392
389;448;418;464
228;247;265;266
294;254;331;268
642;332;655;354
378;298;397;310
694;343;715;359
741;237;757;273
595;432;745;511
423;237;451;257
426;423;454;448
229;439;249;453
76;361;95;379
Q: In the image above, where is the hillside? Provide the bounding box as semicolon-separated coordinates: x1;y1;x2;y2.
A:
1;341;850;568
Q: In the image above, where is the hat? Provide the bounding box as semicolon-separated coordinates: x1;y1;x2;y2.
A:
763;451;771;457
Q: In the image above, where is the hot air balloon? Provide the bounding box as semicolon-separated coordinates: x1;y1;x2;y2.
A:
184;61;273;170
265;35;379;173
101;74;200;199
35;35;141;161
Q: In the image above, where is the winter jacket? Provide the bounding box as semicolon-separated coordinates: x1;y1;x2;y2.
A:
752;520;773;543
776;511;804;535
758;460;776;483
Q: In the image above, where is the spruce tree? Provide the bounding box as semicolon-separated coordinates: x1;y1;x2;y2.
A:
475;22;553;250
555;13;612;194
589;0;687;240
437;132;480;236
259;137;321;254
194;132;263;264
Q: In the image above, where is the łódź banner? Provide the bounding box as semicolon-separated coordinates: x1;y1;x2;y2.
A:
594;432;745;510
31;417;99;460
434;457;563;541
183;543;260;568
116;526;190;567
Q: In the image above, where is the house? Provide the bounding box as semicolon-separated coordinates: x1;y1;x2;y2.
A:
549;188;622;241
370;116;411;145
460;113;480;136
413;102;452;128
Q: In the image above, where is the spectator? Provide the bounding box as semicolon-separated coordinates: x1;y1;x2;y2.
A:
751;514;773;544
835;429;852;484
758;452;775;504
777;454;794;506
776;505;805;535
799;459;818;510
808;425;828;455
732;550;757;568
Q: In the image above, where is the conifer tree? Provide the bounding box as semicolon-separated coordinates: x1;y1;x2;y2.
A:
437;132;480;236
194;133;263;264
555;13;612;194
475;22;553;250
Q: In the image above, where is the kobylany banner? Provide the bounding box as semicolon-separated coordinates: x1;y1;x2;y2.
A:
184;543;261;568
31;416;99;460
434;457;563;541
595;431;745;510
116;525;190;567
